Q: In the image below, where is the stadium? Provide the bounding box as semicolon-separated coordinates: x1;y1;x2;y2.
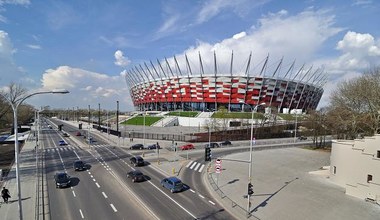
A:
125;53;326;113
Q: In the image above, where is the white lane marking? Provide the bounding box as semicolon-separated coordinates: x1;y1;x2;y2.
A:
186;161;193;168
198;194;205;199
194;163;201;171
93;178;96;182
73;150;81;160
88;171;91;175
190;162;197;170
198;164;205;173
79;209;84;219
72;191;76;197
90;175;93;178
147;180;197;219
209;201;215;205
95;182;100;188
102;192;108;199
110;203;117;212
190;189;195;193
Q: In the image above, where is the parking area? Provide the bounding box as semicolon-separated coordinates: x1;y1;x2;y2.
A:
209;147;380;220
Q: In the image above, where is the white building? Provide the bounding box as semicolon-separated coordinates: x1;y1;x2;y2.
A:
330;135;380;203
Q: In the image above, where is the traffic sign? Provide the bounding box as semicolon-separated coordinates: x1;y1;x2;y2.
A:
215;158;222;173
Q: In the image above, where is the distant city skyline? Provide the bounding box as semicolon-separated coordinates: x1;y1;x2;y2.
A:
0;0;379;111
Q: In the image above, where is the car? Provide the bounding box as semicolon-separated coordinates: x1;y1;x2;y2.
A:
147;144;161;149
130;144;144;150
205;142;220;148
180;143;195;150
58;140;67;146
63;133;69;137
220;140;232;146
126;170;145;182
130;156;144;167
75;131;82;136
73;160;86;171
54;172;71;188
161;177;183;193
298;136;307;140
88;136;94;143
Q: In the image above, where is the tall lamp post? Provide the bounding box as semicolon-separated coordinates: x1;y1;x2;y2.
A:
143;106;146;146
240;101;265;216
1;89;69;220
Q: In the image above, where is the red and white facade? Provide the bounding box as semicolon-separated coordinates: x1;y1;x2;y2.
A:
125;54;325;112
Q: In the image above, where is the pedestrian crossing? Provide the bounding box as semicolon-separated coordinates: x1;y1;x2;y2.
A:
186;161;205;173
44;146;81;153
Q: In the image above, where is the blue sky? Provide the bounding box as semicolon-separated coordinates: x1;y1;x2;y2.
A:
0;0;379;111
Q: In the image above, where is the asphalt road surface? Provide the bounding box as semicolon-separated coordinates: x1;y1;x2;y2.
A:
44;118;234;219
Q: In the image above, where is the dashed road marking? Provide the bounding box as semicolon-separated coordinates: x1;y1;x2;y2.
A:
72;191;76;197
198;194;205;199
79;209;84;219
95;182;100;188
190;189;195;193
208;200;215;205
102;192;108;199
110;203;117;212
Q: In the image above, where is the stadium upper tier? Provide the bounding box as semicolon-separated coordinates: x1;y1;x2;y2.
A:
125;54;326;112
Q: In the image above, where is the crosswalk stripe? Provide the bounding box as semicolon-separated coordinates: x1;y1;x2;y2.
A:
186;161;193;168
198;164;205;172
190;162;197;170
194;163;201;171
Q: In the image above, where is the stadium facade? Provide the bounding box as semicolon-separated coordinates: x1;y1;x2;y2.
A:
125;53;326;113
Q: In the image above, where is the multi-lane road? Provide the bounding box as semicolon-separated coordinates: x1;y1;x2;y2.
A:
40;118;234;220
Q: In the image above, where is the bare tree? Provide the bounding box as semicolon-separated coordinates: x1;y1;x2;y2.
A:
327;66;380;139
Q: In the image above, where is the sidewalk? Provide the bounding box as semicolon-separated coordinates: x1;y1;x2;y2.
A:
0;132;39;220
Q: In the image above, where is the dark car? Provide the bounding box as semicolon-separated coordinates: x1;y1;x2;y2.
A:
126;170;145;182
161;177;183;193
54;172;71;188
180;143;195;150
75;131;82;136
73;160;85;171
298;136;307;140
205;142;220;148
130;156;144;166
220;140;232;146
147;144;161;149
58;140;67;146
130;144;144;150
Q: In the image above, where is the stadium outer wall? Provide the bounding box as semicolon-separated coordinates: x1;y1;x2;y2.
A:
127;75;324;113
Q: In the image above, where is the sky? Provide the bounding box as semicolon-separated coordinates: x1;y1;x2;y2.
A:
0;0;379;111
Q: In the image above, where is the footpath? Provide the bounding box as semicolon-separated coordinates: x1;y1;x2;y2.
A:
0;130;41;220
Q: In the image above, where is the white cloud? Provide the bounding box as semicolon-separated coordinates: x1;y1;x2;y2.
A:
160;9;342;78
0;30;33;85
26;44;42;49
196;0;269;24
328;31;380;72
39;66;133;110
232;32;246;40
114;50;131;67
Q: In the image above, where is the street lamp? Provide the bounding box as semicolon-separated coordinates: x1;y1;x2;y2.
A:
240;101;265;217
1;88;69;220
143;106;146;146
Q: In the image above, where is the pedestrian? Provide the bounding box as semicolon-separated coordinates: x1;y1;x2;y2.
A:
1;187;11;203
